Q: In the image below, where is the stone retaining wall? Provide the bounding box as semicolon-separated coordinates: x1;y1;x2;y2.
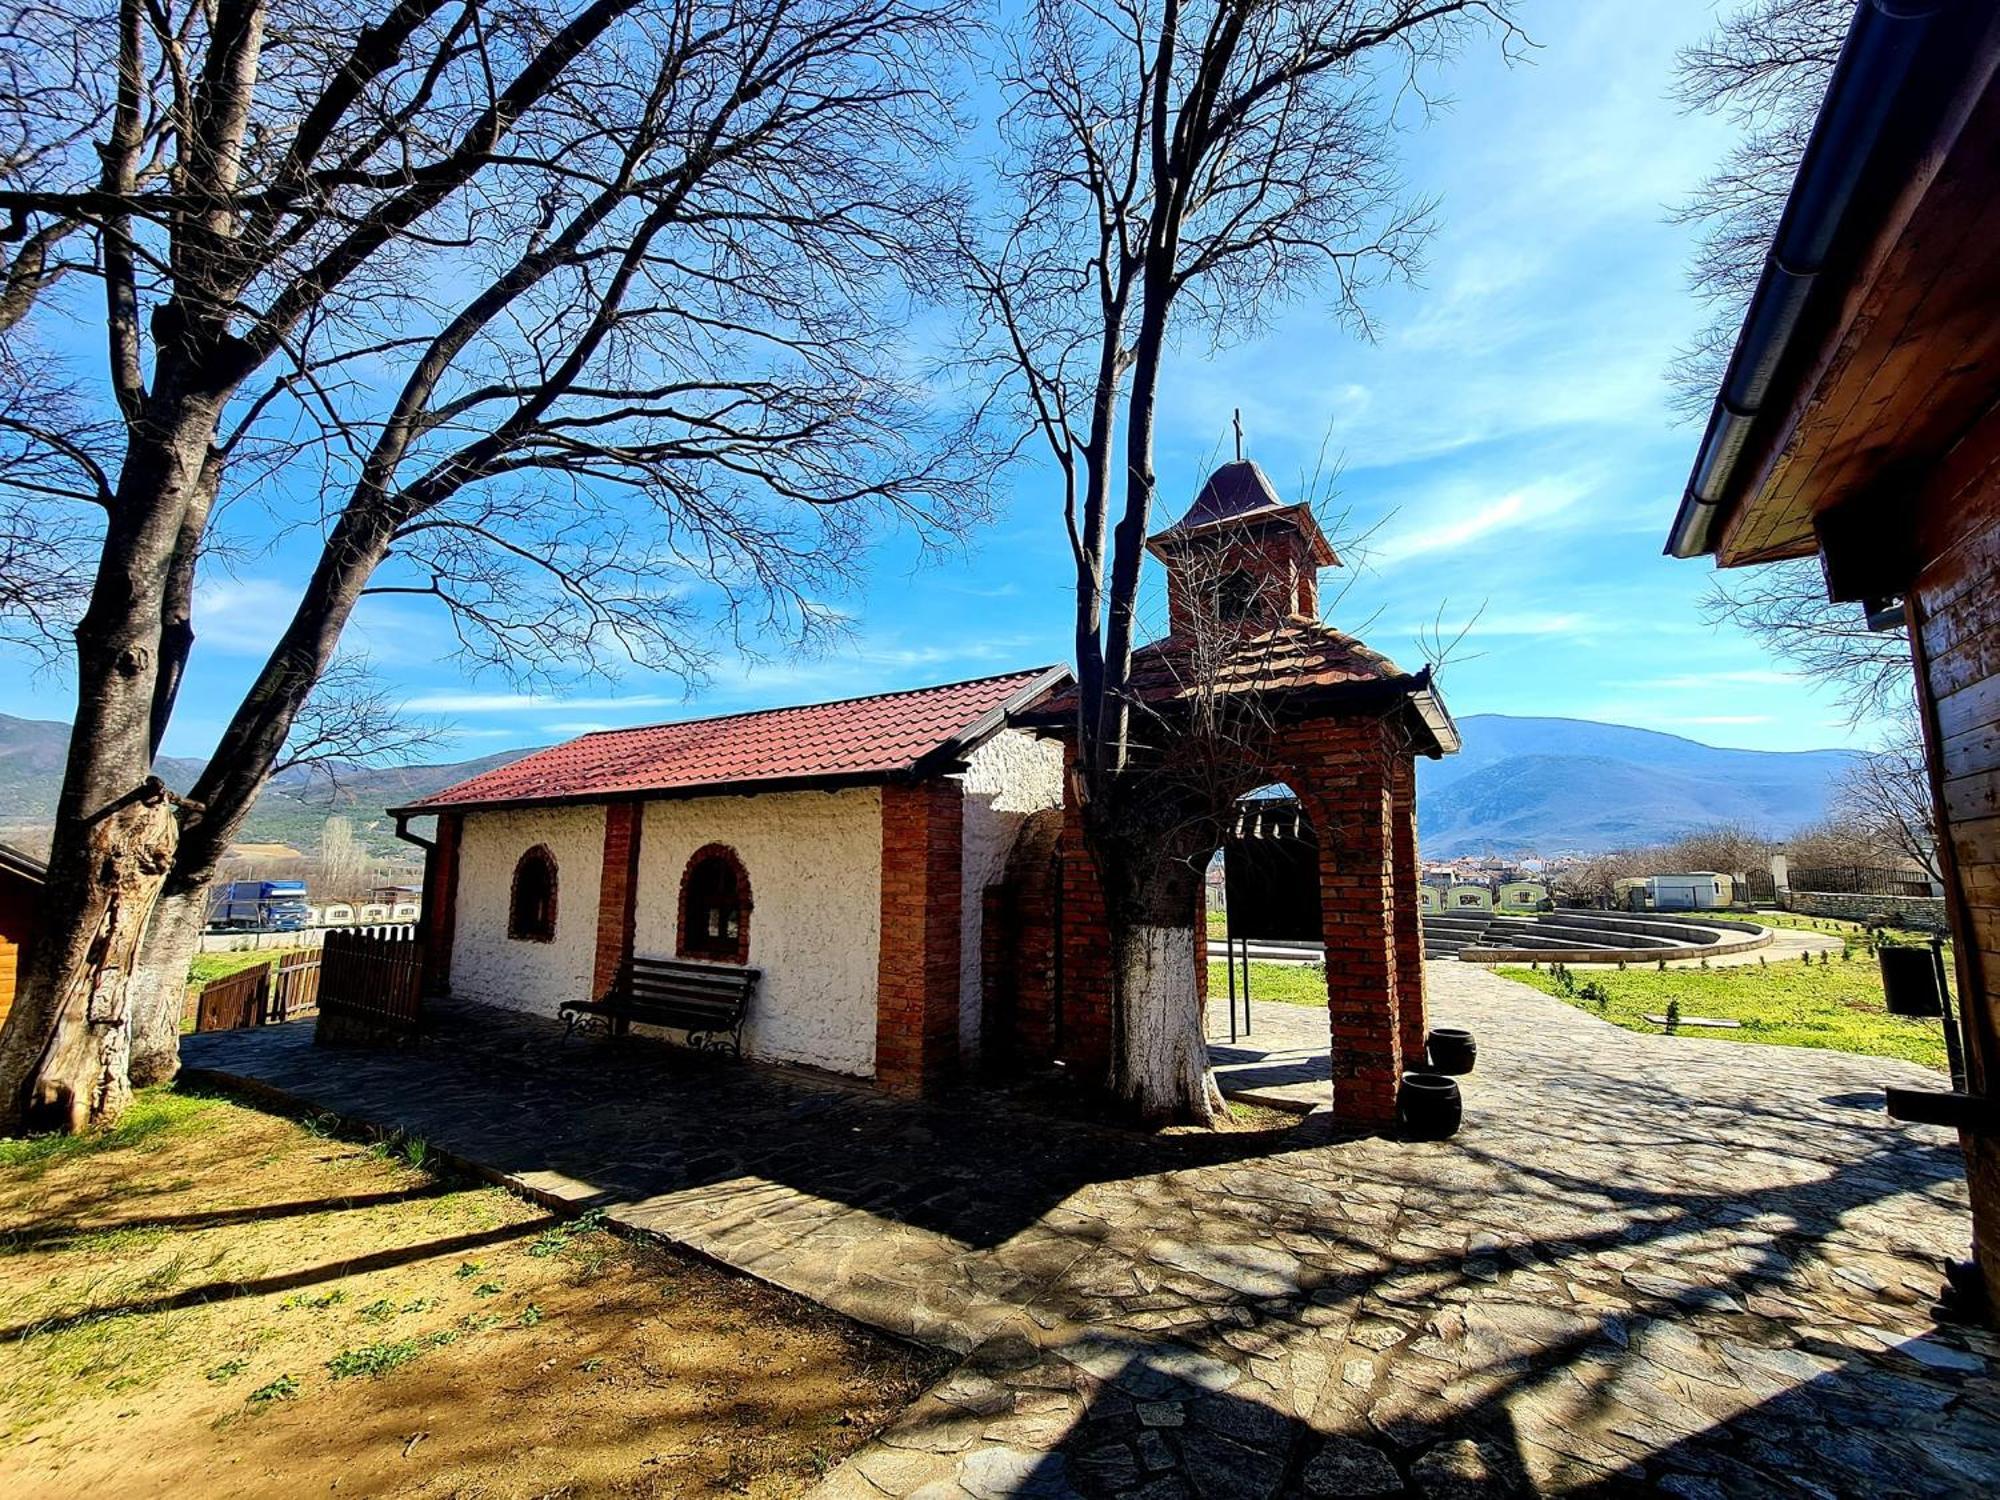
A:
1787;890;1950;932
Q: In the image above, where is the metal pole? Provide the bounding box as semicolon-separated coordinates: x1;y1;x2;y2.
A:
1934;935;1967;1092
1243;941;1253;1035
1226;926;1238;1044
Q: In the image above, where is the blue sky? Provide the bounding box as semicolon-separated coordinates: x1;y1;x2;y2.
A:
2;0;1882;764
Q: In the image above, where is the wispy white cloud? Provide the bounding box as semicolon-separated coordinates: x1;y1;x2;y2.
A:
542;720;618;735
404;690;680;713
192;578;300;657
1397;610;1599;639
1641;669;1802;690
1372;477;1590;563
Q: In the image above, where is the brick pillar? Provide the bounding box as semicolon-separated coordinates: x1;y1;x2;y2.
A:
876;780;964;1095
593;803;644;998
1056;763;1113;1076
1389;756;1427;1067
1312;733;1403;1126
421;811;462;995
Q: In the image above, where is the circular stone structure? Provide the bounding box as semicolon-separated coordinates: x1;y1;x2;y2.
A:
1425;910;1775;965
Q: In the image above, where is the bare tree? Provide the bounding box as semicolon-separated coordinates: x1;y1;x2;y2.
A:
125;656;442;1078
1697;558;1914;726
1668;0;1848;416
1832;718;1940;884
969;0;1518;1121
1669;4;1913;720
0;0;987;1131
316;816;375;903
1658;822;1775;880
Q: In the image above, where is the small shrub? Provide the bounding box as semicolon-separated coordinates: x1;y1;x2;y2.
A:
1656;957;1667;971
358;1299;397;1324
455;1261;483;1279
474;1280;504;1298
1664;999;1682;1032
519;1303;544;1327
400;1136;430;1170
207;1357;250;1382
1578;980;1610;1010
248;1373;300;1406
326;1329;464;1381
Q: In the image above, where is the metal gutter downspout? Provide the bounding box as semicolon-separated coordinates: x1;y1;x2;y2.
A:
1665;0;1947;561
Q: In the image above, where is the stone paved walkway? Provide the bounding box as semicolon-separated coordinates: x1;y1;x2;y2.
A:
180;965;2000;1498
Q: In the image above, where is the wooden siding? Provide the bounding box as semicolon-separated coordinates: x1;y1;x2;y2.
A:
0;868;39;1030
1717;6;2000;568
1910;416;2000;1316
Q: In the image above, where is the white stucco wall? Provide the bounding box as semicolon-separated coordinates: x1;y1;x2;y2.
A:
633;788;883;1077
451;804;606;1015
956;729;1065;1061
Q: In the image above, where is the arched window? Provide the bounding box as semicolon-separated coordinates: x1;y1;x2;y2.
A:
508;845;558;942
678;844;751;963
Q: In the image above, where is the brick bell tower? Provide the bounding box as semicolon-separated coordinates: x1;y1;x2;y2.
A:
1145;458;1340;636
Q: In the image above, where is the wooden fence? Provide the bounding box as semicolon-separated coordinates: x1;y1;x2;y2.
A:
315;925;424;1044
193;949;322;1032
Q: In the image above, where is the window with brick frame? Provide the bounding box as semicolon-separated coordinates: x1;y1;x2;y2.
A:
678;844;752;964
508;845;558;941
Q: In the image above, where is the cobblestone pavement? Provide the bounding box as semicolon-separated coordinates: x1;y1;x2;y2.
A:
181;964;2000;1498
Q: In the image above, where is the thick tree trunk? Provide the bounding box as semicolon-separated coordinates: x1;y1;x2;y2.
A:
1112;920;1223;1125
127;884;210;1087
4;780;178;1131
0;398;223;1132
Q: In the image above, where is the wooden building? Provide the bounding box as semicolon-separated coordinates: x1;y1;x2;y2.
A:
0;843;47;1029
1665;0;2000;1315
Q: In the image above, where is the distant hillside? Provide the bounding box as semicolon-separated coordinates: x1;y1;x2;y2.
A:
1416;715;1861;856
0;712;539;858
3;708;1860;863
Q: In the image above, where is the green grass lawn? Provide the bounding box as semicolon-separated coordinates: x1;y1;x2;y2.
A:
186;948;306;987
1499;954;1951;1072
1212;950;1952;1072
1209;960;1327;1007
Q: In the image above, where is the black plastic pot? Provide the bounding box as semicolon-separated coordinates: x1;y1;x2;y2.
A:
1880;944;1942;1017
1426;1027;1477;1075
1397;1071;1463;1140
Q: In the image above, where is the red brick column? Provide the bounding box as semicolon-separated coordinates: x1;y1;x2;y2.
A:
592;803;644;998
875;780;964;1095
1056;771;1114;1076
1281;720;1402;1125
1389;756;1427;1067
421;811;462;995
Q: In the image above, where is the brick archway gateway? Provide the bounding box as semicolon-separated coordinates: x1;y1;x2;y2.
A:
1011;717;1429;1126
993;460;1455;1125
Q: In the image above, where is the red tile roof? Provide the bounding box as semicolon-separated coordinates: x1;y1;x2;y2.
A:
401;667;1064;812
1021;623;1406;719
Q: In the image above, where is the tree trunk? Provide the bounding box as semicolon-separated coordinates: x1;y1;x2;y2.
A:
127;884;210;1087
0;394;225;1132
1112;918;1224;1125
5;780;179;1131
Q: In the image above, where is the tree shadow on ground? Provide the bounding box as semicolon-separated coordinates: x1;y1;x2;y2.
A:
182;999;1346;1252
896;1124;1998;1497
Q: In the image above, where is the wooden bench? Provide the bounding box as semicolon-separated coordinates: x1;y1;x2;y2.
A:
559;956;759;1057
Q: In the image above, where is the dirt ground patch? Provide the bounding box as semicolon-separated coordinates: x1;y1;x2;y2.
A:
0;1087;945;1498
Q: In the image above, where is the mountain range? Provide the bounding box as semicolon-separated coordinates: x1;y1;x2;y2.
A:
1414;714;1860;856
0;709;1857;861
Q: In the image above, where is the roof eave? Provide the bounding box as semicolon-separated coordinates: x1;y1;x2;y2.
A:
1666;0;1956;563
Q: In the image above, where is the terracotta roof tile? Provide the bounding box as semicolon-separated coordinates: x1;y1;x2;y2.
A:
404;667;1061;812
1021;623;1406;719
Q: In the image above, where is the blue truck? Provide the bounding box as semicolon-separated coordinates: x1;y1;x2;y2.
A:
210;879;311;932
